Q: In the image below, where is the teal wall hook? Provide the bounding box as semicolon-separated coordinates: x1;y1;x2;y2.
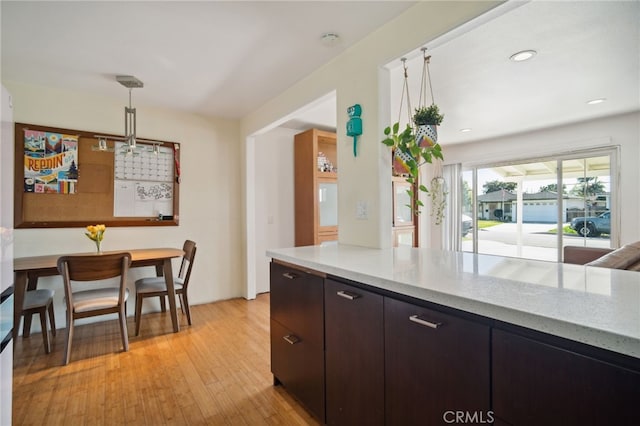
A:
346;104;362;157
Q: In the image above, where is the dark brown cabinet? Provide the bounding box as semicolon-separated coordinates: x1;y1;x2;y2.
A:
324;279;384;425
269;260;640;425
492;329;640;426
384;297;491;425
269;262;325;422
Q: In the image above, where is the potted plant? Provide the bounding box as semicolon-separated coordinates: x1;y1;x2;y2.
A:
412;104;444;126
413;104;444;148
381;106;444;215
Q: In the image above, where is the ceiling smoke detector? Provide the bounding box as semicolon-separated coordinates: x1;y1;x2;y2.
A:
320;32;340;47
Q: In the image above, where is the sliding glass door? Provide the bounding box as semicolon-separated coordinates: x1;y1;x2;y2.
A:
461;149;617;262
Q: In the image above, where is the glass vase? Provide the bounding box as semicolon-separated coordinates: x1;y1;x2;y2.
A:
95;239;102;253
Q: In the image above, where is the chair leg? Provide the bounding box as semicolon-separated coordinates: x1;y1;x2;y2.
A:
118;305;129;352
135;294;143;336
178;295;185;315
159;295;166;312
22;313;33;338
47;303;56;336
38;309;51;354
181;293;192;326
64;314;74;365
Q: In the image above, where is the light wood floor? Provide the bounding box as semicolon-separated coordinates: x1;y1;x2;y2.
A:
12;293;320;425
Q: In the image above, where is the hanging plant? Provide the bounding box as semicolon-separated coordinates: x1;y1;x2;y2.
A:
429;176;447;225
413;104;444;126
382;50;444;215
382;122;443;215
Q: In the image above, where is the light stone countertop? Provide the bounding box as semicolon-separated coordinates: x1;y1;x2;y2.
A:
267;244;640;358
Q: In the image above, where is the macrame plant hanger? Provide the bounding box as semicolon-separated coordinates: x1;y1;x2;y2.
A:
392;58;414;177
418;48;435;110
418;47;447;225
398;57;413;131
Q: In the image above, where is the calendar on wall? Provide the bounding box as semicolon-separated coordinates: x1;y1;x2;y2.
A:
113;142;174;217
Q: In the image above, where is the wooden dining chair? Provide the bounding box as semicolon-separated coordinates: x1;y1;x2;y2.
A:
57;252;132;365
21;289;56;354
134;240;196;336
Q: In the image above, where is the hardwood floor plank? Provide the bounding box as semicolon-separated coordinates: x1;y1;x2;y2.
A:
13;294;320;426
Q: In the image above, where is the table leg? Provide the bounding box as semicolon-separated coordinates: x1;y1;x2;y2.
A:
162;258;180;332
13;271;27;341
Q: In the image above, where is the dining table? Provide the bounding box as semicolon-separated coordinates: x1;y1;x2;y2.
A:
13;247;184;341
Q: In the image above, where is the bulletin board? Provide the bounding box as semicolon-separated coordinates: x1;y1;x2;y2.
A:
14;123;180;228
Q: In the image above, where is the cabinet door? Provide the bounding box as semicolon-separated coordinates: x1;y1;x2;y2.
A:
270;262;324;348
493;329;640;426
385;297;490;426
325;279;384;425
270;319;325;421
318;180;338;228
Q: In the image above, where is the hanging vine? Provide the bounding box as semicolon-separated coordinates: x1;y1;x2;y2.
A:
382;48;445;217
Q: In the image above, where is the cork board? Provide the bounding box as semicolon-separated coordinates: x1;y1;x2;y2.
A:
14;123;180;228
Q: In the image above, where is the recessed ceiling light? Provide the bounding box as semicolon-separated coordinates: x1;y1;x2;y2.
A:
586;98;606;105
460;128;472;133
320;32;340;47
509;50;537;62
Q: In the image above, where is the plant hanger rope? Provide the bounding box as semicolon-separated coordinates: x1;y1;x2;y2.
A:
397;57;413;127
418;48;435;109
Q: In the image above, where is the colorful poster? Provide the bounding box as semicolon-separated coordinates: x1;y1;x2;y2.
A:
24;130;78;194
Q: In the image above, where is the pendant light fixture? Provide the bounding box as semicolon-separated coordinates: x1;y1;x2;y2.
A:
116;75;143;154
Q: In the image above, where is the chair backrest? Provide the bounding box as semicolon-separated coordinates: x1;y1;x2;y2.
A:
178;240;197;289
57;252;132;304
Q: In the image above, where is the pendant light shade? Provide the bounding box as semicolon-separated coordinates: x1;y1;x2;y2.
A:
116;75;143;151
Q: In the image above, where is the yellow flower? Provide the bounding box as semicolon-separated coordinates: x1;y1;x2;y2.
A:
85;224;106;242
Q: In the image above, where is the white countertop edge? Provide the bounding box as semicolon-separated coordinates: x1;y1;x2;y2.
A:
268;249;640;359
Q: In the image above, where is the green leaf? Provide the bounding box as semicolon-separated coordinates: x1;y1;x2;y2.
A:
392;122;399;134
416;200;424;207
419;184;428;192
384;126;391;136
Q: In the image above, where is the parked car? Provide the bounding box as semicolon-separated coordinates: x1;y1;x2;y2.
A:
462;214;473;237
570;211;610;237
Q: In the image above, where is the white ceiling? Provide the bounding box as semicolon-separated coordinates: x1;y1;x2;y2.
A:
2;1;639;144
392;0;640;144
0;0;414;119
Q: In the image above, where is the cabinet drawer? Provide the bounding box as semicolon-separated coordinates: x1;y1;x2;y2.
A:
384;297;490;426
270;319;325;422
270;262;324;348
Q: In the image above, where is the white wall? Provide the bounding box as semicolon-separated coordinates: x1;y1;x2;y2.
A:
444;112;640;245
4;81;243;328
253;127;296;294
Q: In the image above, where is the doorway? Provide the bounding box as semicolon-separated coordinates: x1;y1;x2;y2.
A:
245;91;337;299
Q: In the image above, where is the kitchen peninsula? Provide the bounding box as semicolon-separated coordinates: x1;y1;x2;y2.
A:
267;244;640;425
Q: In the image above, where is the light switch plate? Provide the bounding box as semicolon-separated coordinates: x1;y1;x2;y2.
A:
356;200;368;220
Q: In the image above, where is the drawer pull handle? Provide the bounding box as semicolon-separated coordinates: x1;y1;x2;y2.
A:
337;290;361;300
409;314;442;329
283;334;300;345
282;272;297;280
